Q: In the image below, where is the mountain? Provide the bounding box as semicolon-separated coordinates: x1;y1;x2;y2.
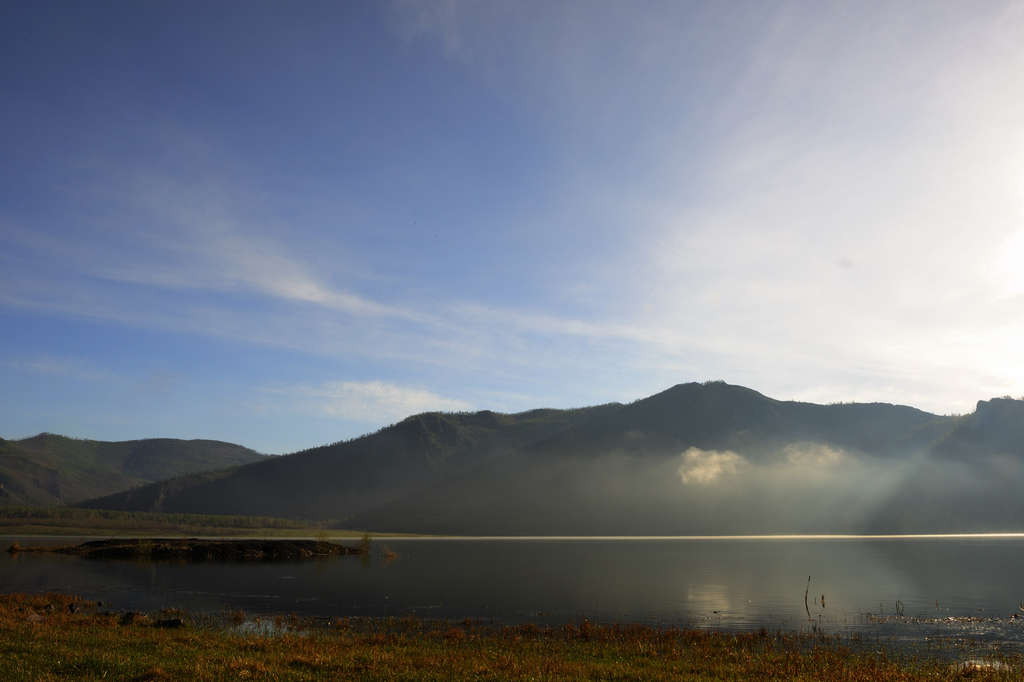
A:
0;434;267;506
78;404;620;519
348;382;958;535
77;382;1024;535
858;397;1024;533
930;397;1024;459
511;381;949;462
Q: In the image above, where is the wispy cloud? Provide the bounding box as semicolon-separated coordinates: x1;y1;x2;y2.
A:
287;380;473;424
73;169;420;321
6;354;116;382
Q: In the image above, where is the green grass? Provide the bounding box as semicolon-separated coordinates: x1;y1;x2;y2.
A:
0;592;1016;681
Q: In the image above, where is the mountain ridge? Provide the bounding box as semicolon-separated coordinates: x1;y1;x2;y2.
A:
348;382;970;535
45;381;1024;534
516;382;950;464
0;434;267;506
78;403;621;519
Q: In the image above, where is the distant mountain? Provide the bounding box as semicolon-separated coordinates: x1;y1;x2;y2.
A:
513;381;950;462
859;397;1024;533
78;404;620;519
76;382;1024;535
0;434;267;506
930;397;1024;459
349;382;959;535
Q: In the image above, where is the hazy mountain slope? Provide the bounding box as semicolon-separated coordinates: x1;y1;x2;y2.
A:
78;404;620;520
350;382;957;535
76;383;1024;535
860;396;1024;534
930;397;1024;459
0;434;267;506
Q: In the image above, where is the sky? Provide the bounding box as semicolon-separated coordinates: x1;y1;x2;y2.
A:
2;1;1024;455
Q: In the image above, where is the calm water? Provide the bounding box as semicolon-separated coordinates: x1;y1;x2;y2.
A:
4;535;1024;645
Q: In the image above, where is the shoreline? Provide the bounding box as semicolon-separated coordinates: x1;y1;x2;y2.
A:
7;537;365;561
1;592;1014;681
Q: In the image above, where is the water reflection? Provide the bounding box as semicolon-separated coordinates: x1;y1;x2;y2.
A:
3;535;1024;640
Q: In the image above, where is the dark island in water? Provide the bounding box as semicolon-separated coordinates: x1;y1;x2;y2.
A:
7;538;364;561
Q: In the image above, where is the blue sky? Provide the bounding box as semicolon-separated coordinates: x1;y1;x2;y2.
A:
2;1;1024;454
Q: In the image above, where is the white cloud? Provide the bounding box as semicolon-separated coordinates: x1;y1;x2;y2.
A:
297;380;473;424
678;448;747;485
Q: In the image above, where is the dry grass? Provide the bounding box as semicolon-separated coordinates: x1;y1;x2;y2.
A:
0;592;1016;681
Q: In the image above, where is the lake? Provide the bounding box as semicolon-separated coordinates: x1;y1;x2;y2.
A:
4;535;1024;649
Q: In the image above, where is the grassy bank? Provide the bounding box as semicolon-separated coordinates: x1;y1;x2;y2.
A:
0;593;1014;681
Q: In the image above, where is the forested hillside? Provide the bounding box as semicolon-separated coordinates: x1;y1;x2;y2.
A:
0;434;266;506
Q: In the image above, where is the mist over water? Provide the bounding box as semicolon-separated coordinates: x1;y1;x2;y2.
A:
347;391;1024;537
377;440;1022;537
